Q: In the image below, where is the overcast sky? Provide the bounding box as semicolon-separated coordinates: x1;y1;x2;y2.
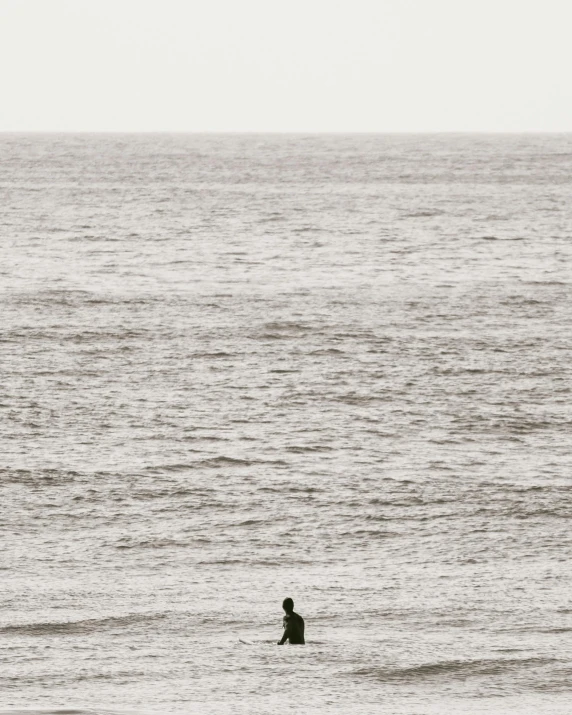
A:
1;0;571;132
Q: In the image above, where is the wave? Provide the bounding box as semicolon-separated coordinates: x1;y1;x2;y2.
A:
0;613;166;637
0;711;103;715
309;348;345;355
258;213;284;223
197;456;259;467
188;351;234;358
353;657;559;682
143;456;288;472
522;280;569;286
292;225;326;233
1;711;151;715
197;557;281;566
0;468;81;485
254;321;315;339
285;445;334;453
401;210;445;218
261;321;311;331
259;485;322;494
332;393;381;405
115;537;193;550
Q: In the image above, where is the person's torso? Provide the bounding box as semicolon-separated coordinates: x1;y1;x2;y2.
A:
284;612;305;644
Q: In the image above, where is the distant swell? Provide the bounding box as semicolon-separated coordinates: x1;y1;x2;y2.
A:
0;613;166;636
144;456;288;471
0;711;144;715
353;657;558;681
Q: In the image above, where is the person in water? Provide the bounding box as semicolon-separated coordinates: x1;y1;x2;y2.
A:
277;597;305;645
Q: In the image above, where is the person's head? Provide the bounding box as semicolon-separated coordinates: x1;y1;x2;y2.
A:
282;597;294;614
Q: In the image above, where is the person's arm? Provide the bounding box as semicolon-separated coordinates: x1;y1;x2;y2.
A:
277;616;290;645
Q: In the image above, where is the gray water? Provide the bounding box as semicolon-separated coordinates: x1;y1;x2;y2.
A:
1;134;571;715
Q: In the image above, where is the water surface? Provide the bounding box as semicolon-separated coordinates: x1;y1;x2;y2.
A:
1;134;571;714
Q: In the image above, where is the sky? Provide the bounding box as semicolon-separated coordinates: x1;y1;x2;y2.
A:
0;0;571;132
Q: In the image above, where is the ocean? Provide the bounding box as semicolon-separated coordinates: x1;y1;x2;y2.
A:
1;133;571;714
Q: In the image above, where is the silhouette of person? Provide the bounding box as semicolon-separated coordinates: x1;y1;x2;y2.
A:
277;597;305;645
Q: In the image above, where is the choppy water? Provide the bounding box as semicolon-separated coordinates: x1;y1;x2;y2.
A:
1;134;571;715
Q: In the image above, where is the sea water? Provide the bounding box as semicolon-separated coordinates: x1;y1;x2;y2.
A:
1;134;571;714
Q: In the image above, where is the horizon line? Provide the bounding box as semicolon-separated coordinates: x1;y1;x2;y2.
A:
1;129;572;136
